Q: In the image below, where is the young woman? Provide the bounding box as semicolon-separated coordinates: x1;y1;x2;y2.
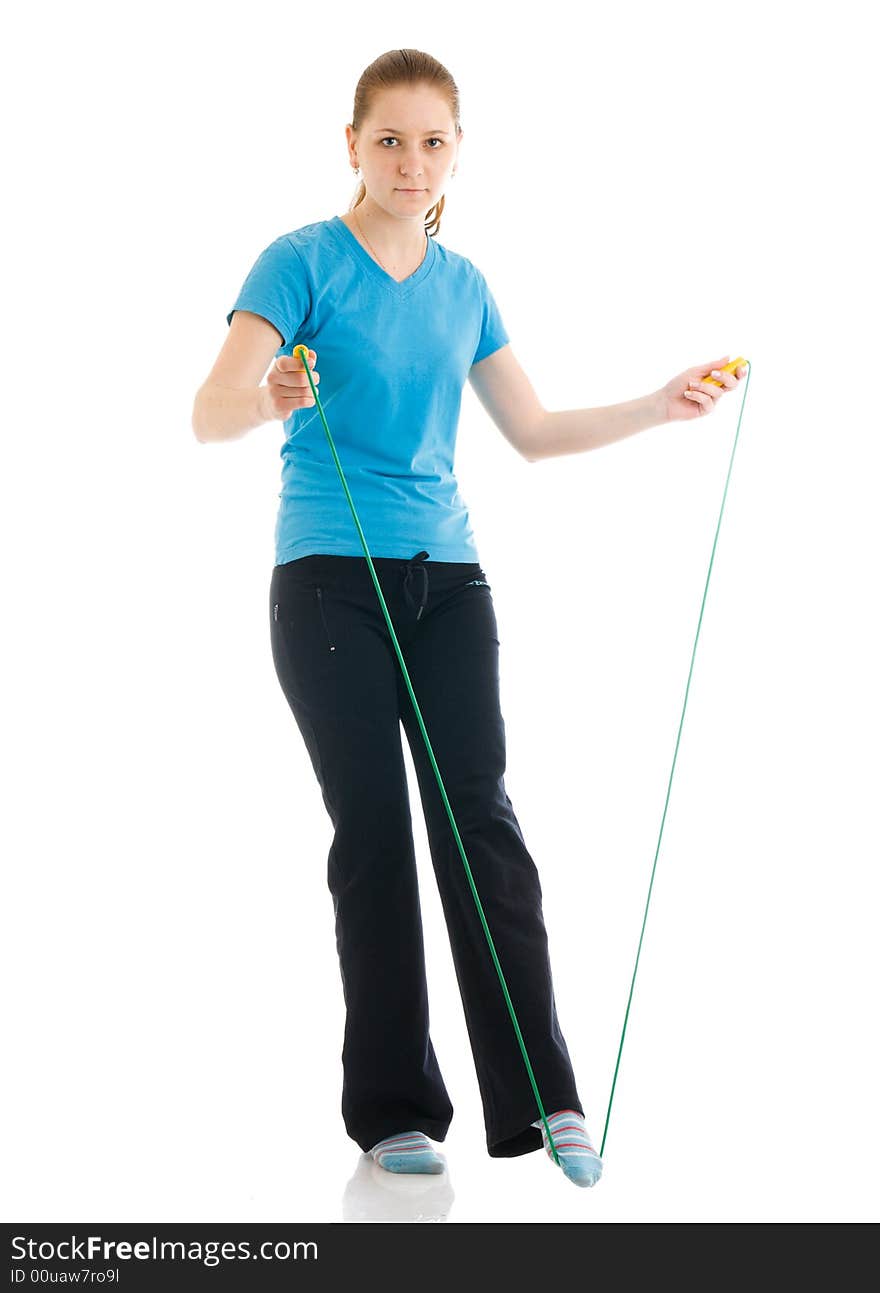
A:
193;48;746;1191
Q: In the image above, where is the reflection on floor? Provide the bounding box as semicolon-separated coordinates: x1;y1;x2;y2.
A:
341;1151;456;1222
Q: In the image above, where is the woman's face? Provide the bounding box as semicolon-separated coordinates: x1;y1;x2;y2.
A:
347;84;461;220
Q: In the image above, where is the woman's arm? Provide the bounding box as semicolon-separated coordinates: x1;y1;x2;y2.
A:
467;343;545;461
192;311;281;443
527;391;668;462
468;344;667;463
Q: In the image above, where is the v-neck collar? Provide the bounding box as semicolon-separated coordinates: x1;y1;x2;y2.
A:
328;213;436;299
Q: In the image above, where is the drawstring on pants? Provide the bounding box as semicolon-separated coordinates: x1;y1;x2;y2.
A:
402;550;430;620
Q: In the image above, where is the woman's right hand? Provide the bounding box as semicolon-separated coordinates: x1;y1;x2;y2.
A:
264;347;320;419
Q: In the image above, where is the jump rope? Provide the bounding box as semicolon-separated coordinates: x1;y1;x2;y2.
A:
293;340;752;1165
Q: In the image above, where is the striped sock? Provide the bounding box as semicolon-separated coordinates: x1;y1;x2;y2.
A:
369;1131;445;1174
532;1109;603;1188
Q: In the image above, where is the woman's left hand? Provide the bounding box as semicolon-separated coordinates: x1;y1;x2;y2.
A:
662;356;748;421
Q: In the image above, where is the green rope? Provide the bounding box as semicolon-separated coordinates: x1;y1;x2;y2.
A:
293;343;751;1166
599;361;753;1156
293;345;561;1165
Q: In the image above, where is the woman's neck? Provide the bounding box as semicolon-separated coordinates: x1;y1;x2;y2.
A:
340;200;427;270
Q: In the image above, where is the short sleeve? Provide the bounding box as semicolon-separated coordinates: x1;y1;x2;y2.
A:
226;235;311;350
470;264;510;366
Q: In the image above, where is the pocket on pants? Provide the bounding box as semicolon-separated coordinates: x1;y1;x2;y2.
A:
272;582;337;655
314;585;336;653
464;570;499;646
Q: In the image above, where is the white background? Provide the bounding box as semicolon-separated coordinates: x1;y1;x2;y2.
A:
3;0;878;1224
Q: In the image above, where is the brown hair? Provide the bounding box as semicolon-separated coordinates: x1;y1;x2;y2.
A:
348;49;462;238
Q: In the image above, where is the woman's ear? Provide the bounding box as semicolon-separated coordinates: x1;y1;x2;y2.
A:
344;122;358;167
453;127;464;175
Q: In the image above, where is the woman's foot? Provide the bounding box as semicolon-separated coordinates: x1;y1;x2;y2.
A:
369;1131;445;1174
532;1109;603;1188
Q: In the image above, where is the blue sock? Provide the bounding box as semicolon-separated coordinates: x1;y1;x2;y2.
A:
532;1109;603;1188
369;1131;445;1174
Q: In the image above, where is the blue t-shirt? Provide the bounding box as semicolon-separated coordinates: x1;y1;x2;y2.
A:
226;215;509;565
